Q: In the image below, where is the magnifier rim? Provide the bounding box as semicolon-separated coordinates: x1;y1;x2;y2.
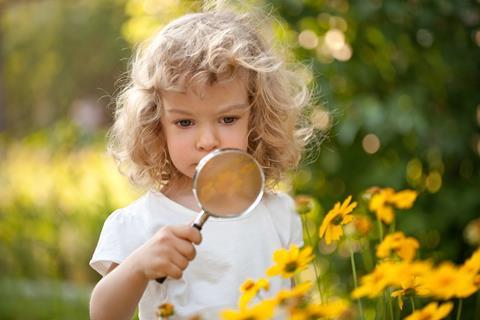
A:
192;148;265;219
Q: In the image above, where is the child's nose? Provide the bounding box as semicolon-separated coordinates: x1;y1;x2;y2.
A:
196;126;219;152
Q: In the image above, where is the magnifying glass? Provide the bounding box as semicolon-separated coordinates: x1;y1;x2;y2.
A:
191;148;265;229
156;148;264;283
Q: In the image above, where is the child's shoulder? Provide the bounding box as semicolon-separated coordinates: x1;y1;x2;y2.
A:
103;190;187;227
263;191;297;220
263;191;295;208
104;192;151;223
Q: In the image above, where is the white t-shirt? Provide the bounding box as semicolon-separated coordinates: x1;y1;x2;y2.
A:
90;190;303;319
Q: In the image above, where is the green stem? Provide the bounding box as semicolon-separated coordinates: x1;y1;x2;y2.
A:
360;238;374;272
386;289;394;320
409;296;415;312
456;299;463;320
377;217;384;240
377;294;385;320
475;291;480;319
301;215;324;302
389;219;396;234
349;241;364;320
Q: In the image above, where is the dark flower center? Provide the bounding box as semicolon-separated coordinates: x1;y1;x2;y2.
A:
284;261;298;273
332;215;343;225
404;288;416;296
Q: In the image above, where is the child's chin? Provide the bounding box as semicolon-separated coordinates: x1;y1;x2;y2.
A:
179;170;195;180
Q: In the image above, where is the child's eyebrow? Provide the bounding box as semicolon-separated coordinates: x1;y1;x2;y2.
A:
164;108;193;115
217;103;250;113
165;103;250;115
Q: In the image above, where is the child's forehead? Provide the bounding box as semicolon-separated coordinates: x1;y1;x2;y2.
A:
163;77;248;103
163;73;249;99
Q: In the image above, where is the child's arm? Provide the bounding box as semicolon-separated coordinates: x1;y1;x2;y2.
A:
89;225;202;320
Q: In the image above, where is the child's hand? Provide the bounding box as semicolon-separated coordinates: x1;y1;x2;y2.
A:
132;225;202;281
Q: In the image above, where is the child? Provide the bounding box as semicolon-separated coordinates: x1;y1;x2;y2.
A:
89;7;313;320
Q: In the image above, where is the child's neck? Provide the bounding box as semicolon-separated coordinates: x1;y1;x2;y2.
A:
163;177;202;212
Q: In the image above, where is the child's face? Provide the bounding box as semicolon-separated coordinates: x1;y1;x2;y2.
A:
160;77;251;180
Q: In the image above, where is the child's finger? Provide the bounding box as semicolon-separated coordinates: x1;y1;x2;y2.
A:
171;225;202;245
169;251;190;271
163;261;183;280
174;238;197;261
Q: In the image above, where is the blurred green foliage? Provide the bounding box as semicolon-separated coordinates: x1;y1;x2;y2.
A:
0;123;140;318
1;0;479;318
1;0;128;133
0;123;139;281
274;0;480;262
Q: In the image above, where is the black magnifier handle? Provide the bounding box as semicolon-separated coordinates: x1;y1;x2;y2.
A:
156;277;166;284
192;222;202;231
155;222;204;283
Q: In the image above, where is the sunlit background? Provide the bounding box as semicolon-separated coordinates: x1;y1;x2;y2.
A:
0;0;479;318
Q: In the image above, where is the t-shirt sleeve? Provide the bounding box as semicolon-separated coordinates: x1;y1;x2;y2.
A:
267;192;304;248
89;209;143;276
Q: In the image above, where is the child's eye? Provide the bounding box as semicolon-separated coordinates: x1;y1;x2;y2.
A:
221;116;238;125
175;119;193;127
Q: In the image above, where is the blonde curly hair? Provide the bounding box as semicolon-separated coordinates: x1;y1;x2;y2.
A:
108;9;313;191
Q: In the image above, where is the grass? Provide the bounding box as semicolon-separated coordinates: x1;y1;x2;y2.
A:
0;278;91;320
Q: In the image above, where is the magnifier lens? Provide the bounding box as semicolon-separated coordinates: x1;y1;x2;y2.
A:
194;150;263;217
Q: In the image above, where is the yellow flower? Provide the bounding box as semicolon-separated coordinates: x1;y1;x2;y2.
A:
369;188;418;225
220;298;277;320
475;275;480;287
352;261;402;298
156;303;174;319
376;232;419;262
391;276;429;310
369;188;395;224
275;282;312;306
266;245;313;278
461;248;480;275
352;260;431;300
319;195;357;244
461;249;480;290
389;190;418;209
238;278;270;309
290;300;350;320
421;262;478;299
352;215;372;236
376;205;395;224
362;186;382;200
404;302;453;320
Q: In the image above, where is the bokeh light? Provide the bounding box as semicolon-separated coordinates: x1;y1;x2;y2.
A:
464;218;480;246
425;171;442;193
298;29;319;49
362;133;381;154
406;158;423;185
416;28;434;47
324;29;345;51
475;30;480;46
317;28;353;61
329;16;348;32
475;135;480;156
331;44;352;61
316;42;334;63
311;108;331;131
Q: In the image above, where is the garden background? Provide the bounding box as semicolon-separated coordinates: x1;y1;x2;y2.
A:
0;0;479;319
